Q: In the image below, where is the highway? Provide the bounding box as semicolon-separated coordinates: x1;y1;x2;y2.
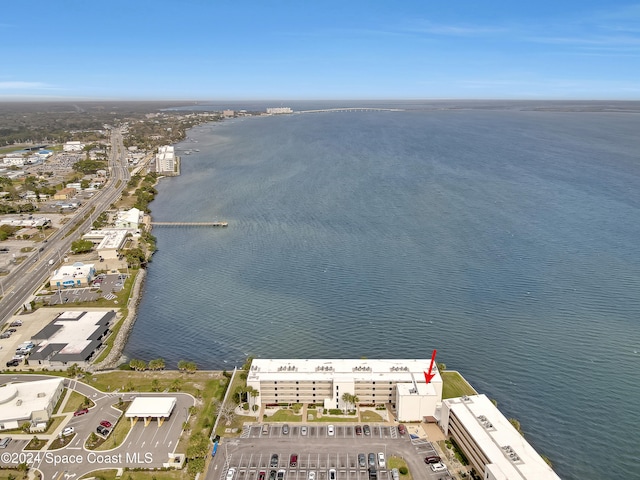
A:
0;127;131;326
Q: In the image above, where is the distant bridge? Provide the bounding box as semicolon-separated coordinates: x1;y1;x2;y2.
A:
151;221;228;227
296;107;405;114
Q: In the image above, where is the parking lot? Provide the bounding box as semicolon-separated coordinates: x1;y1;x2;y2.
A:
242;424;399;440
213;424;451;480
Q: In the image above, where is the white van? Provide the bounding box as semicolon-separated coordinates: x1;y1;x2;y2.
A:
0;437;12;448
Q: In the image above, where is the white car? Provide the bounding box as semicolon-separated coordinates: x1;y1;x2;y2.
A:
308;472;316;480
378;452;385;468
226;468;236;480
430;463;447;473
328;469;336;480
327;425;335;436
61;427;75;436
301;426;308;436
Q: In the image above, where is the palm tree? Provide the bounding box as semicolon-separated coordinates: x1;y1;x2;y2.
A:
250;389;260;412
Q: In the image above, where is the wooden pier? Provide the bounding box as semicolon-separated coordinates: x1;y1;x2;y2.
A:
150;221;228;227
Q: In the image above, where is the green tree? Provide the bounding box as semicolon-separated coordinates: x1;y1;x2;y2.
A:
70;239;93;254
151;379;161;392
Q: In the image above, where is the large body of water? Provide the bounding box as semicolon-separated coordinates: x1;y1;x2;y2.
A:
124;104;640;479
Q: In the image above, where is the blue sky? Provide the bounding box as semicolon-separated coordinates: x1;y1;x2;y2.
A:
1;0;639;100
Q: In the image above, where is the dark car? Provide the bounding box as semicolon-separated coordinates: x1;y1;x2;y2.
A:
363;425;371;436
355;425;363;435
358;454;366;468
97;425;110;436
0;332;12;339
73;408;89;416
270;454;279;467
368;453;376;468
269;471;277;480
6;359;20;367
289;454;298;467
424;456;441;464
398;424;406;435
6;328;16;333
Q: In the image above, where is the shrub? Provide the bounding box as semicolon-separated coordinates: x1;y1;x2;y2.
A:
399;467;408;475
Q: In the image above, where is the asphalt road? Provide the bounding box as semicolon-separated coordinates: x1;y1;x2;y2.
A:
0;128;130;327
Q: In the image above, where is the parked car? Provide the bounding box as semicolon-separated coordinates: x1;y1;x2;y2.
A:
100;420;112;428
301;426;308;436
308;472;316;480
289;454;298;467
262;424;270;435
378;453;385;468
96;425;110;436
0;333;11;339
282;424;289;435
397;424;406;435
270;454;279;467
355;425;363;435
328;469;336;480
62;427;75;436
368;453;376;468
269;471;276;480
73;408;89;416
358;453;366;468
424;456;441;464
391;469;399;480
363;424;371;435
277;470;285;480
327;425;335;436
226;468;236;480
259;471;266;480
6;359;20;367
9;321;22;327
6;328;17;333
430;463;447;473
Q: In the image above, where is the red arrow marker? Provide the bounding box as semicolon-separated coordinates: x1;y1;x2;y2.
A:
424;349;437;384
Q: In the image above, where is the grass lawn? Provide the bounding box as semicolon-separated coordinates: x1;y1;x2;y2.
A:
441;371;477;399
265;410;302;422
360;410;384;422
0;472;27;480
387;456;412;480
62;390;94;413
310;416;357;423
80;469;191;480
216;414;257;437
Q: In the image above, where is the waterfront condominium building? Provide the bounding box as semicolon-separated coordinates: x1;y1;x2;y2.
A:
246;358;442;422
155;145;175;174
439;394;561;480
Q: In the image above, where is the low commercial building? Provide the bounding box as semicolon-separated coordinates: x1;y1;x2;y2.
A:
247;358;442;422
0;378;64;431
29;310;116;368
50;262;96;288
83;228;129;260
114;207;142;230
53;187;77;200
439;394;561;480
125;396;177;426
63;141;85;152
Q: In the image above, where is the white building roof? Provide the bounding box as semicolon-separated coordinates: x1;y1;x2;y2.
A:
83;229;129;250
50;262;94;284
248;358;441;385
0;378;63;423
125;397;177;418
445;394;560;479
